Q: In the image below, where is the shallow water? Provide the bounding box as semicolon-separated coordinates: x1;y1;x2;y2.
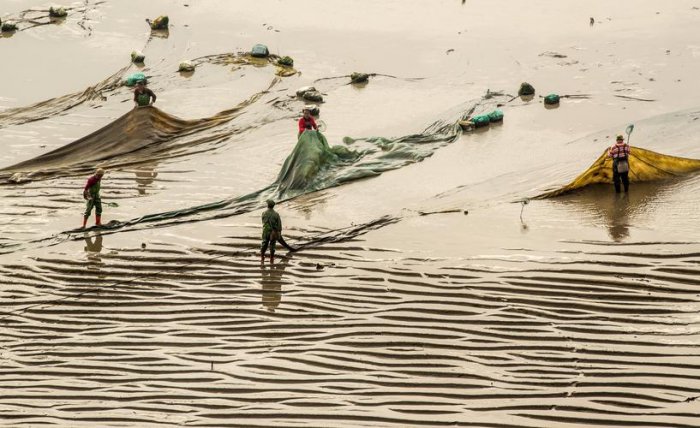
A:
1;0;700;426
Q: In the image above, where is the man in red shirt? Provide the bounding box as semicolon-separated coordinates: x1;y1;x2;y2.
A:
298;108;317;137
608;134;631;193
82;168;105;228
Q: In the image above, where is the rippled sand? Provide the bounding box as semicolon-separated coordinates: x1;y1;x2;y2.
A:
1;0;700;426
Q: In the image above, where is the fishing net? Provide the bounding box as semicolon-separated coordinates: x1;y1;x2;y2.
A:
0;78;279;183
536;146;700;198
2;91;505;236
275;131;359;195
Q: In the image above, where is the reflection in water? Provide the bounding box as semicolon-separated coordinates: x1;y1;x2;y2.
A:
350;81;369;91
49;16;67;25
83;232;104;269
290;191;331;221
520;222;530;233
150;29;169;39
556;181;674;241
134;165;158;195
261;256;290;312
608;194;630;241
519;199;530;233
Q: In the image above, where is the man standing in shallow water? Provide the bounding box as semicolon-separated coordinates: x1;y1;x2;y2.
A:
297;108;318;137
261;199;282;263
82;168;104;228
133;80;156;108
608;134;631;193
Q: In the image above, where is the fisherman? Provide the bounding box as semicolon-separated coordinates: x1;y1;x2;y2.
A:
261;199;283;263
82;168;105;228
133;80;156;107
608;134;631;193
297;108;318;137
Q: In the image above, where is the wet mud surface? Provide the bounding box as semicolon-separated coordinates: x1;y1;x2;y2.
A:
1;0;700;426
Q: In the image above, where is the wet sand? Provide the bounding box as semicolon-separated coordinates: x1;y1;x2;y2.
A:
1;0;700;426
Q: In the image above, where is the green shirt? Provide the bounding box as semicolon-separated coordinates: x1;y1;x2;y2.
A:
90;180;101;198
262;208;282;231
134;88;156;106
85;175;101;198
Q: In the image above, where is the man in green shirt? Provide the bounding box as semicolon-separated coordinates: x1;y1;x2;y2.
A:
133;80;156;107
261;199;282;263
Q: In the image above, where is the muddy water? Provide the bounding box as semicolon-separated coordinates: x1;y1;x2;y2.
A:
1;0;700;426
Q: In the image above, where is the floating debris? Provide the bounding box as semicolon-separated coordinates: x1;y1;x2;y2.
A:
1;22;18;32
458;120;474;131
124;72;147;87
277;56;294;67
178;60;195;72
539;51;567;58
131;50;145;63
8;173;28;183
149;15;169;30
487;109;504;122
296;86;323;102
470;114;491;128
296;86;316;97
350;72;370;84
518;82;536;96
544;93;561;105
302;90;323;102
49;6;67;18
614;94;656;102
251;43;269;58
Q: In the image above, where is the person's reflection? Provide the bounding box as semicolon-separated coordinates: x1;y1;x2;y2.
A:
608;194;631;241
83;232;104;270
562;186;636;242
260;256;291;312
559;181;672;243
293;191;329;221
574;188;632;242
134;165;158;195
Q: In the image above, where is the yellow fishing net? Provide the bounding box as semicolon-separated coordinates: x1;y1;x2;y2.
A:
537;146;700;198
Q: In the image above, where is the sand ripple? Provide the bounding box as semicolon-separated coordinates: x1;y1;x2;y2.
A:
2;234;699;427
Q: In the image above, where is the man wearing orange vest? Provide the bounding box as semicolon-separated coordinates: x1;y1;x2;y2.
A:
608;134;631;193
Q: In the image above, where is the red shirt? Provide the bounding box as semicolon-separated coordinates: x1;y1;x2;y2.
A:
608;142;630;159
84;175;101;191
298;117;317;134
